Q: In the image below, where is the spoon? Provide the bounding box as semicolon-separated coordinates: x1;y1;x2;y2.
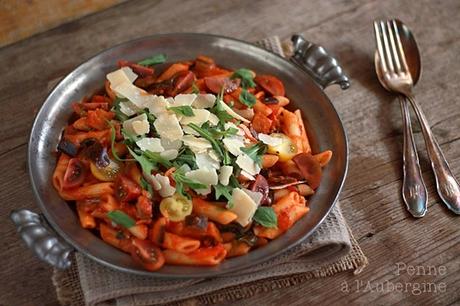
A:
375;19;427;217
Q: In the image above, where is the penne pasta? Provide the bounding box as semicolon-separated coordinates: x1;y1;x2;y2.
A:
164;244;227;266
59;182;114;201
162;232;200;254
192;198;237;225
52;154;70;192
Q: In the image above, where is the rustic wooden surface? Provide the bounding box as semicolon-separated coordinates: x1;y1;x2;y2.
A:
1;0;459;305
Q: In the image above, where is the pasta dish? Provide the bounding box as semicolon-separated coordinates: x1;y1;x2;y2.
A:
52;54;332;271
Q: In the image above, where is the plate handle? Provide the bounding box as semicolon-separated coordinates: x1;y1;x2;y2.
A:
290;34;350;90
10;209;73;269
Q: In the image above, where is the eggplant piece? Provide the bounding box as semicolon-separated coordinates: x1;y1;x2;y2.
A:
57;139;78;157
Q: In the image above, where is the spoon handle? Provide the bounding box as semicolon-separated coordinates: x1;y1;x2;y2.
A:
406;94;460;214
400;96;428;217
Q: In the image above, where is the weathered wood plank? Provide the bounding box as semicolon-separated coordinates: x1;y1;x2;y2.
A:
1;0;459;305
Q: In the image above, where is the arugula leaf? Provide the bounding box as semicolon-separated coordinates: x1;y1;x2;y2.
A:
128;147;155;175
239;89;256;108
107;210;136;228
231;68;256;89
138;53;167;66
253;207;278;228
108;121;135;162
174;148;197;169
210;98;233;124
188;123;225;160
143;150;173;168
112;97;129;122
211;127;239;138
140;177;153;195
214;183;233;202
240;142;267;166
168;105;194;117
172;165;207;198
191;82;200;94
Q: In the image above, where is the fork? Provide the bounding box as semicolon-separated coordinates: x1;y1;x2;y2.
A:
374;20;460;215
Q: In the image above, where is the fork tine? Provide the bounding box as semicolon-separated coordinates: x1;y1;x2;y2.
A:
391;20;410;73
386;20;401;73
379;21;395;73
374;21;388;73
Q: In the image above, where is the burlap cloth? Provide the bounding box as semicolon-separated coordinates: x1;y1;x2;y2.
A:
52;37;368;306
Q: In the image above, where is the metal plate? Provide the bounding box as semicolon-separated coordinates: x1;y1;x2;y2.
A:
28;33;348;278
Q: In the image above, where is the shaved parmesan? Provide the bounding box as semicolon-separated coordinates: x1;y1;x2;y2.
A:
143;95;170;116
208;150;221;162
182;126;200;136
229;188;258;226
145;174;161;190
259;133;283;146
113;82;150;108
160;149;179;160
185;168;218;186
154;113;183;140
180;109;210;126
136;138;164;152
161;138;182;150
107;67;137;89
196;152;220;170
208;113;219;126
236;154;260;176
192;94;216;108
240;170;255;181
219;166;233;186
182;135;212;153
218;100;250;123
222;136;245;156
242;189;263;206
155;174;176;197
195;186;212;196
119;100;140;116
173;94;197;106
123;113;149;136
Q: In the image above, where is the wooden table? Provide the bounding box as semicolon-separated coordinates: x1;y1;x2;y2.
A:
1;0;459;305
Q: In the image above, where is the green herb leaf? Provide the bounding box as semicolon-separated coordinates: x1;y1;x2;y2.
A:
240;142;267;166
211;127;239;138
143;150;173;168
168;105;194;117
253;207;277;228
210;98;233;124
174;148;197;169
128;147;155;175
188;123;225;159
138;53;167;66
108;121;135;162
112;97;130;122
214;183;233;202
191;82;200;94
172;165;207;198
239;89;256;108
107;210;136;228
231;68;256;89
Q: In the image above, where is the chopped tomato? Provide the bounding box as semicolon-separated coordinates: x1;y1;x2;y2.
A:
63;158;87;189
156;63;190;83
115;175;141;202
255;75;285;96
136;194;153;220
130;238;165;271
204;75;240;94
170;70;196;96
118;60;154;76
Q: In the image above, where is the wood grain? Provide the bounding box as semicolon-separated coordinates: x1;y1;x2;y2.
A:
1;0;459;305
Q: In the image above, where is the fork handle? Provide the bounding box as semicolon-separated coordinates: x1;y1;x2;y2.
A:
400;96;428;217
406;94;460;214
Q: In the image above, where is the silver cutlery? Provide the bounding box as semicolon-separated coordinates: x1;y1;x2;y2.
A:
374;20;427;217
373;19;460;215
